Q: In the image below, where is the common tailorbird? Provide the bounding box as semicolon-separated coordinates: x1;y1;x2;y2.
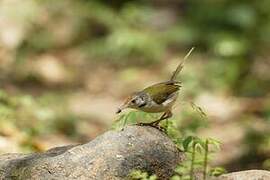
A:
116;47;195;128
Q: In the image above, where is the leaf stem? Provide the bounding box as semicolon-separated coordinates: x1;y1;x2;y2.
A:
203;139;209;180
190;140;196;180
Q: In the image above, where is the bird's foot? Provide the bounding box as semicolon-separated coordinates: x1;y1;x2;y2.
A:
137;122;165;132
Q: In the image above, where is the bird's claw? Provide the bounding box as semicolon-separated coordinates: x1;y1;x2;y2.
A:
136;122;166;132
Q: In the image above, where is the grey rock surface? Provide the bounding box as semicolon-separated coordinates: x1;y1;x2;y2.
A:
217;170;270;180
0;126;185;180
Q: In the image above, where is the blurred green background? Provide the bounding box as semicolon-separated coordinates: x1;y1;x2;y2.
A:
0;0;269;172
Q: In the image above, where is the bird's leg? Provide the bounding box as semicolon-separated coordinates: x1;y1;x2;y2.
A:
137;111;172;130
152;110;172;126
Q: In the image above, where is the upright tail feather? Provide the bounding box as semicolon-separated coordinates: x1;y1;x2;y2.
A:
170;47;195;81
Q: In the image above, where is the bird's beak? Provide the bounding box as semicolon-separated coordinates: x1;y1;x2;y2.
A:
116;108;122;114
116;104;127;114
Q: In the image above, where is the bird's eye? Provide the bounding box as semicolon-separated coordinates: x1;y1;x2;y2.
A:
131;99;136;103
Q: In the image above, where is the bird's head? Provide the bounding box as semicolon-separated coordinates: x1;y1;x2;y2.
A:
116;92;147;114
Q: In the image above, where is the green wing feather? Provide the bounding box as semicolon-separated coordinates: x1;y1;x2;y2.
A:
143;81;180;104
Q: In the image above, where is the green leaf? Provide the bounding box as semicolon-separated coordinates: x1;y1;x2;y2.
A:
128;111;137;124
183;136;193;151
207;138;222;151
195;143;204;154
209;167;227;177
149;174;157;180
170;175;181;180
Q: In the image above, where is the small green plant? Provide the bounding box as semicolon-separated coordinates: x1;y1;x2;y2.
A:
173;136;222;180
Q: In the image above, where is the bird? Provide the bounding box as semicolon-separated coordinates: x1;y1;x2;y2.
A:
116;47;195;128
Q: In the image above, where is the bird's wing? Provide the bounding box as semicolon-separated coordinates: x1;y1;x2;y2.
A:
143;81;181;104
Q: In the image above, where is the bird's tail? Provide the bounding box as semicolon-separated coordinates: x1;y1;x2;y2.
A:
170;47;195;81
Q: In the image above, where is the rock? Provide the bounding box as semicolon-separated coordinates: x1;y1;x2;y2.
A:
0;126;184;180
217;170;270;180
